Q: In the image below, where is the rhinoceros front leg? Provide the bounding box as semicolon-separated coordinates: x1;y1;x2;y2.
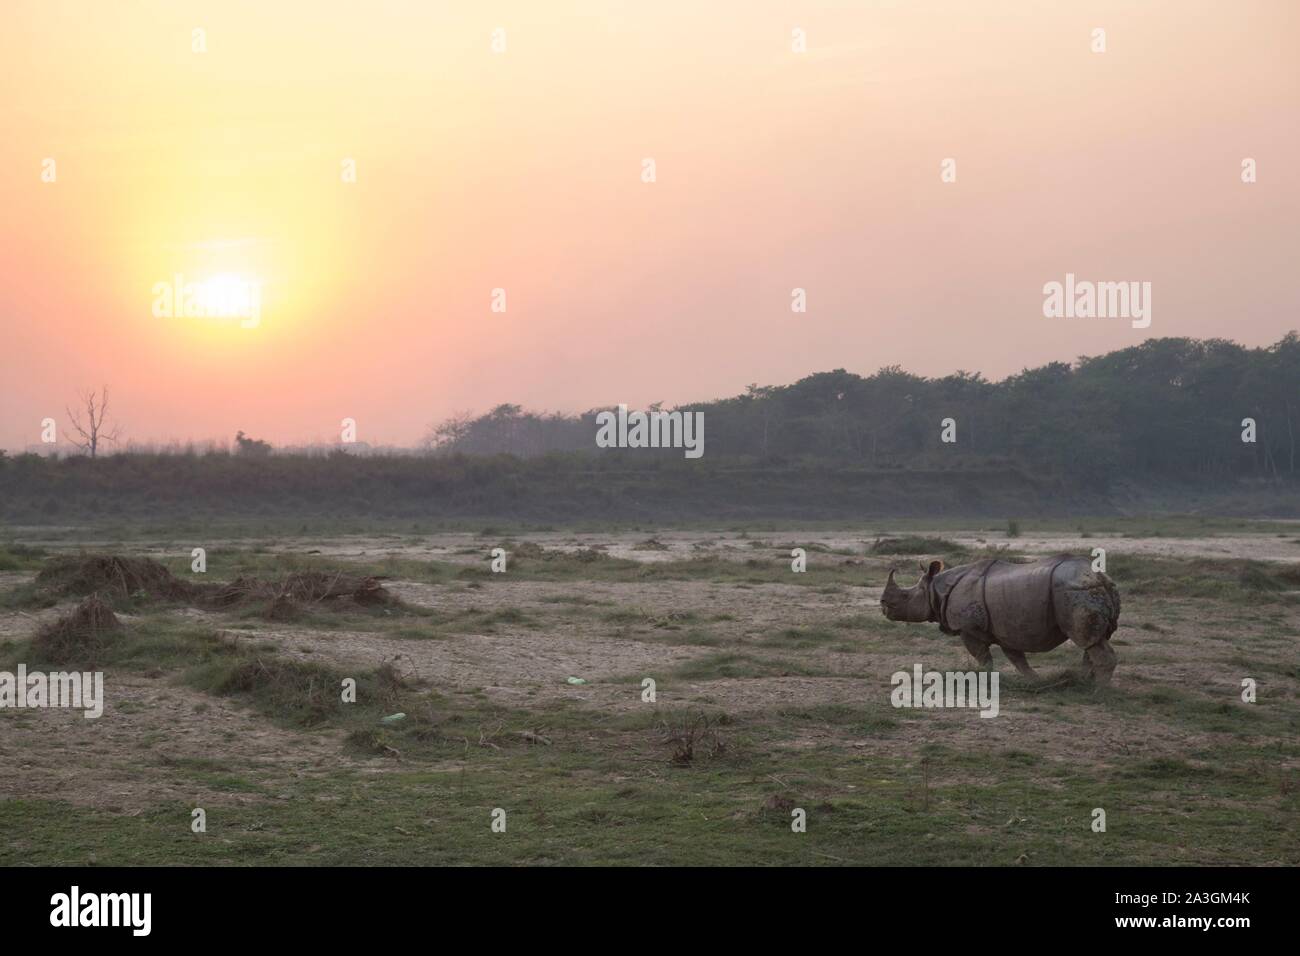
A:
959;631;993;669
1001;648;1040;680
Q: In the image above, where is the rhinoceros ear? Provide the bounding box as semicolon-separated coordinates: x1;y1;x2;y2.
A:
927;560;944;577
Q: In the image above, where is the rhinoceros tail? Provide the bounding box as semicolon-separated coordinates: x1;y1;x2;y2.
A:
1098;573;1121;638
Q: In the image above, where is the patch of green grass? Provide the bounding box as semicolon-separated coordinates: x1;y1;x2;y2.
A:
0;580;56;610
384;624;446;640
1123;756;1216;780
4;612;235;673
1106;554;1300;604
832;613;895;635
188;656;337;727
760;627;838;649
602;607;699;628
869;536;970;558
478;608;535;627
155;756;271;795
5;728;1294;865
641;628;727;648
669;653;824;681
0;543;47;572
539;594;608;607
770;702;902;733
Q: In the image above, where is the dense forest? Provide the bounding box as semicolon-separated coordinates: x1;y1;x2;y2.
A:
1;335;1296;523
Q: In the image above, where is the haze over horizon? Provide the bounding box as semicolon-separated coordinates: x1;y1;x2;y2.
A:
3;0;1298;452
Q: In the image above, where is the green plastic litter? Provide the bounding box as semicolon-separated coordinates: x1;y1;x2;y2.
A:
379;712;407;724
565;677;587;685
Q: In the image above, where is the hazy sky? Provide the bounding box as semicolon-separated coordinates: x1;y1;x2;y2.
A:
1;0;1297;450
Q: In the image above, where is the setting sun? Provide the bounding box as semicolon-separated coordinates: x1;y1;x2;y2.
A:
151;271;263;329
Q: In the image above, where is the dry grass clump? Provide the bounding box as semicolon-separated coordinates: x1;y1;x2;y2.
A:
196;653;358;727
27;554;403;623
659;712;729;765
30;553;399;622
35;555;194;603
507;542;614;566
202;570;394;618
31;593;123;665
869;536;968;557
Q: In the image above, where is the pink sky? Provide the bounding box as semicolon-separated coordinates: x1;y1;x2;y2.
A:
1;0;1297;451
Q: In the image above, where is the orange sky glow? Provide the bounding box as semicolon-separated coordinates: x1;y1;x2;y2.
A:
1;0;1297;450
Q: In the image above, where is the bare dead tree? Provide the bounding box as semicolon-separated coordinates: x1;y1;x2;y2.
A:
66;386;121;458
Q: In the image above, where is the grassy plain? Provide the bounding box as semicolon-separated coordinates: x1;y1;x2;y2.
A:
1;519;1296;865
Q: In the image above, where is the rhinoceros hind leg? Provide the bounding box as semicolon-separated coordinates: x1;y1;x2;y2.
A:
1059;589;1120;684
959;631;993;669
1002;648;1039;680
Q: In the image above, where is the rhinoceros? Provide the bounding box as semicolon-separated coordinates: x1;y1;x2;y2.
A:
879;555;1121;683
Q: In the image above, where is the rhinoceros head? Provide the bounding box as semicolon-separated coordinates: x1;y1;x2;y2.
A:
880;560;943;623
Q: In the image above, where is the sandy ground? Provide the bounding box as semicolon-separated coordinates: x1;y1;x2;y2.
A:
0;675;359;813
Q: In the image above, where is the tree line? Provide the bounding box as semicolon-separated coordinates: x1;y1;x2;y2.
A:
424;335;1300;482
